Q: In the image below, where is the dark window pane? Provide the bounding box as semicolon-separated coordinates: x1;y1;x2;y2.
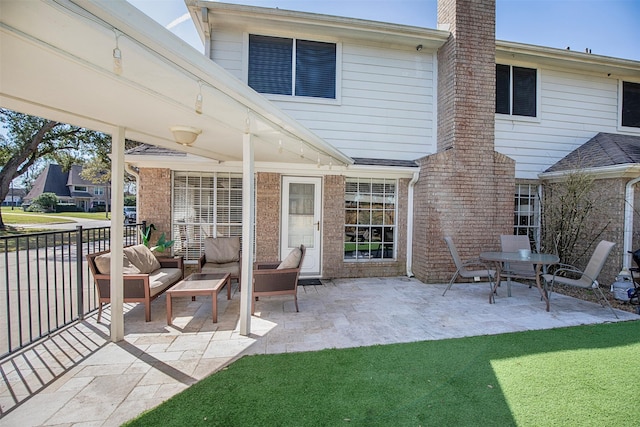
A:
248;35;292;95
496;64;510;114
512;66;536;117
622;81;640;128
296;39;336;99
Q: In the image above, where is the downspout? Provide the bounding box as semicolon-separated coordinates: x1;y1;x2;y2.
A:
623;175;640;269
406;171;420;277
125;163;140;214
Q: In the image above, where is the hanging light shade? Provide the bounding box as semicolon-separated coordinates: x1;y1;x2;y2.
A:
170;126;201;146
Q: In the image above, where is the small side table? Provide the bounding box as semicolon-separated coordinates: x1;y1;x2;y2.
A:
166;273;230;325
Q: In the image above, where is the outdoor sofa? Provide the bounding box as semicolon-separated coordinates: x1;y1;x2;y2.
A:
87;244;184;322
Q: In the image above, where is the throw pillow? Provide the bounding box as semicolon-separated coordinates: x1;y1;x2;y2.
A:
123;244;161;274
204;237;240;264
277;247;302;269
94;252;140;275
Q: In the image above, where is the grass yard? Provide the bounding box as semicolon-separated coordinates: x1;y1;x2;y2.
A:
126;321;640;426
1;207;109;223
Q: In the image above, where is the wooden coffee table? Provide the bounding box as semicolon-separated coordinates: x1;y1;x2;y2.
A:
166;273;230;325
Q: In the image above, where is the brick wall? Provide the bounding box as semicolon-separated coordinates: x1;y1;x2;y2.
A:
255;172;281;262
138;168;172;246
412;0;516;283
323;175;409;279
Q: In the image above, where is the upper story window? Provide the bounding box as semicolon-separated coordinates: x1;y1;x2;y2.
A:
94;187;104;196
248;34;336;99
622;81;640;128
496;64;537;117
74;186;87;192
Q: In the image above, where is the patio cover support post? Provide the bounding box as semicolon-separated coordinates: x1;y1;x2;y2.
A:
239;131;254;336
110;126;126;342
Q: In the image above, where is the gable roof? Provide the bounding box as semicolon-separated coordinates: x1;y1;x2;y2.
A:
24;164;105;201
25;164;71;201
545;133;640;173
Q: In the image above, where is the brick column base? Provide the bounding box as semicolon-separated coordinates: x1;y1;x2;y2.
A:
412;149;515;283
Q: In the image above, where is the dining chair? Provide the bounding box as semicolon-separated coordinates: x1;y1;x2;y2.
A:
500;234;538;296
442;236;495;296
541;240;618;318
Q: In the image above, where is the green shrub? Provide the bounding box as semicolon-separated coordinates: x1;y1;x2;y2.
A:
29;192;58;213
56;203;82;213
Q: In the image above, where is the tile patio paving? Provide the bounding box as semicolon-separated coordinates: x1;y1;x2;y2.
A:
1;277;637;426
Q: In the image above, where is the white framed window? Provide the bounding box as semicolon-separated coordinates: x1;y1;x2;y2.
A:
621;80;640;129
74;185;87;192
496;64;538;118
248;34;337;100
344;178;396;261
513;183;541;251
94;187;104;196
172;172;242;262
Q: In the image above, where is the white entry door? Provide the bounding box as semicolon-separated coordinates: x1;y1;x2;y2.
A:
281;176;322;276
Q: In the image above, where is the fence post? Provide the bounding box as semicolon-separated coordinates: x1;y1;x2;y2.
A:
76;225;84;320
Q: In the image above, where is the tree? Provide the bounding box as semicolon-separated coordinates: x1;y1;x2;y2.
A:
542;170;613;268
0;109;111;230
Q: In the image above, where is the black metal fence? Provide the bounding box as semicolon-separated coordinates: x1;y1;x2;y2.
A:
0;224;141;360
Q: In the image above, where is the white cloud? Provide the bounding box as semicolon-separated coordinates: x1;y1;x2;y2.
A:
166;12;190;30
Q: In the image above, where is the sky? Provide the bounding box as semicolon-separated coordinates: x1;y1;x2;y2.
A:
127;0;640;61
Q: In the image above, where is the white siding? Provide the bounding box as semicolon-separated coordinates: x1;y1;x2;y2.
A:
210;30;243;79
496;68;638;179
210;28;639;174
210;30;436;161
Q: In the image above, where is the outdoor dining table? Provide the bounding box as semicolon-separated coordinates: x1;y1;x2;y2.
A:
480;251;559;311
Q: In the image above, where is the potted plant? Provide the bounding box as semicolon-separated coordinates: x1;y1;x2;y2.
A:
139;224;175;256
151;232;175;256
140;223;156;247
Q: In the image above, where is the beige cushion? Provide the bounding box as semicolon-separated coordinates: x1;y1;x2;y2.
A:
148;268;183;296
123;244;161;274
204;237;240;264
94;252;140;275
201;262;240;277
277;247;302;270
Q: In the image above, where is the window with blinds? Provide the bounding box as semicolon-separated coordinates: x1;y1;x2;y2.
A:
172;172;242;262
513;184;541;251
344;178;396;261
248;34;336;99
622;81;640;128
496;64;537;118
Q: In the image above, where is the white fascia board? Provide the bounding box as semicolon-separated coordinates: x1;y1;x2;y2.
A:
195;0;449;50
497;40;640;78
539;164;640;182
125;155;417;178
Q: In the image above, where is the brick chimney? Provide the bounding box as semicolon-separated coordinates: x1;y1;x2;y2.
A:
411;0;515;282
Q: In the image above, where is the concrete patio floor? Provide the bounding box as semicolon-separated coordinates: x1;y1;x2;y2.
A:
1;276;637;426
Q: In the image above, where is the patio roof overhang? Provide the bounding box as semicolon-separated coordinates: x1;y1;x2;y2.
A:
1;0;353;340
0;0;352;167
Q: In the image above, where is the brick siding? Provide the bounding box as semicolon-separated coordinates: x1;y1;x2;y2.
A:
138;168;172;246
255;172;281;262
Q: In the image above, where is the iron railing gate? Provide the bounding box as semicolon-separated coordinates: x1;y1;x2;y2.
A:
0;224;141;360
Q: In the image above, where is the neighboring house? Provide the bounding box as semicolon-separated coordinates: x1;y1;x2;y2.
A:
122;0;640;285
1;186;26;207
23;164;109;212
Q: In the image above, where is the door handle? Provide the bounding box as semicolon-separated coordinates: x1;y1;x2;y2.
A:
314;221;320;231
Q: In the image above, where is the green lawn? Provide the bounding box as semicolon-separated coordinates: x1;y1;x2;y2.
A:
126;321;640;426
1;207;109;225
